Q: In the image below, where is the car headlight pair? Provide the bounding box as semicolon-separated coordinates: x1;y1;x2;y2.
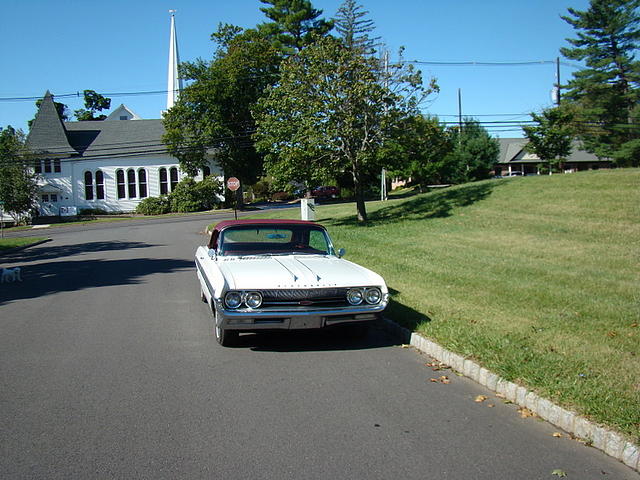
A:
347;287;382;306
224;291;263;309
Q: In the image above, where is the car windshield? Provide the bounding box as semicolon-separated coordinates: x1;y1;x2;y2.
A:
219;225;333;256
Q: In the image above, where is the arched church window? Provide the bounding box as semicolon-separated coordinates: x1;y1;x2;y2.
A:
116;170;126;199
127;169;136;198
138;169;147;198
170;167;179;191
84;171;94;200
96;170;105;200
159;168;168;195
203;166;211;177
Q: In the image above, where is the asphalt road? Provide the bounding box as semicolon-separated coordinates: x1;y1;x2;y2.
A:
0;216;636;479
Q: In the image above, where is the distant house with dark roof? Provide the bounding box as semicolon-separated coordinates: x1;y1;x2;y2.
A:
26;91;220;216
495;138;611;176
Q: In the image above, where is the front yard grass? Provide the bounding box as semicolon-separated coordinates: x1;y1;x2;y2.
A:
0;237;48;252
240;169;640;442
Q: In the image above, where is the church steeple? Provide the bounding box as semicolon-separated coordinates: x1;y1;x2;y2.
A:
166;10;183;110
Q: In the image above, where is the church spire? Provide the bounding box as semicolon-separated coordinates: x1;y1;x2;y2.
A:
166;10;183;110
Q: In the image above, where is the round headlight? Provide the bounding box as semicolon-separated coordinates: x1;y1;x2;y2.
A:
245;291;263;309
224;291;242;309
364;287;382;305
346;288;364;305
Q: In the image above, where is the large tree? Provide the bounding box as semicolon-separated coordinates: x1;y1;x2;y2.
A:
163;27;282;199
257;0;333;53
523;108;574;174
74;90;112;121
0;126;39;224
560;0;640;166
254;36;435;222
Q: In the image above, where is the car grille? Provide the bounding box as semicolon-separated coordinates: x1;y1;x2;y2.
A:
260;288;349;308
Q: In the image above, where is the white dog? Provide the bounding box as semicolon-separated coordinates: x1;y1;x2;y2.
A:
0;267;22;283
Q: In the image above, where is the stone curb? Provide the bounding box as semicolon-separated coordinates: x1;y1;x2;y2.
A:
379;317;639;472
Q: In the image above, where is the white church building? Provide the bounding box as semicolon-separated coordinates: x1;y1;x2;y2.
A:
26;13;220;217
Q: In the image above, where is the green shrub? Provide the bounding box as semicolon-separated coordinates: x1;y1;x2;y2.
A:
169;177;222;213
193;175;223;210
136;196;171;215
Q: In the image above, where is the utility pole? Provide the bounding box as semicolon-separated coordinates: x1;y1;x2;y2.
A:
381;50;390;201
555;56;561;106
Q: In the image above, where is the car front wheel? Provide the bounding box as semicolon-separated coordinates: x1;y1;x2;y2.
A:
215;324;238;347
211;304;238;347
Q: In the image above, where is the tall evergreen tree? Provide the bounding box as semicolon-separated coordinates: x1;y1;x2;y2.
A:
257;0;333;53
334;0;380;54
560;0;640;166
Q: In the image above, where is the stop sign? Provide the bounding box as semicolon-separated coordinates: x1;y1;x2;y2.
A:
226;177;240;191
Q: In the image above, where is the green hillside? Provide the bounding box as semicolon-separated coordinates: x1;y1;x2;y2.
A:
249;169;640;441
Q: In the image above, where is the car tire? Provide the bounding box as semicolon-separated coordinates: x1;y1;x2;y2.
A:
215;324;238;347
211;303;238;347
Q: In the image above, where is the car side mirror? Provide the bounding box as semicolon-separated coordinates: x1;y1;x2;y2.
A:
208;248;217;260
337;248;346;258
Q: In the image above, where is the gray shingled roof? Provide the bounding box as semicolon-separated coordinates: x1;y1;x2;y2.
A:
26;91;75;156
64;119;167;158
26;92;168;159
497;138;604;164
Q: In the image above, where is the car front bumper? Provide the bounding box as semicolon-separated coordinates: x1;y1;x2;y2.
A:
214;299;387;331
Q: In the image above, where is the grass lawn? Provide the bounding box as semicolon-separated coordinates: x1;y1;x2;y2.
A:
0;237;48;252
238;169;640;442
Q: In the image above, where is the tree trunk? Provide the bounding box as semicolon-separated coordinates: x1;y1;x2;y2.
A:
352;164;367;223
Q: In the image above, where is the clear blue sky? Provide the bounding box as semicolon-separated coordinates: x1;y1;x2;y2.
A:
1;0;589;137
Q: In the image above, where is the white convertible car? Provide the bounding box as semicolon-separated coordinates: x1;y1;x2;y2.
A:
195;219;389;346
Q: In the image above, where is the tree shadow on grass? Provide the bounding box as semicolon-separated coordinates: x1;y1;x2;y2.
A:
327;182;496;227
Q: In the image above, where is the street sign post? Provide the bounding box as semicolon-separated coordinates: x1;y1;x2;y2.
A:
226;177;240;220
0;201;4;239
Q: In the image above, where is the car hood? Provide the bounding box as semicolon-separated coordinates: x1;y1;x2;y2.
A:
216;255;386;290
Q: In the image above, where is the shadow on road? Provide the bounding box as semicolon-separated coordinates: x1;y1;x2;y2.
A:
0;241;158;264
226;321;403;352
0;243;192;306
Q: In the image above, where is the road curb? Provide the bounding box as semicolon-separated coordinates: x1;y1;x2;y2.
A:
379;317;639;472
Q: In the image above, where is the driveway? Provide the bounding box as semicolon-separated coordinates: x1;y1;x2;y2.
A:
0;215;636;479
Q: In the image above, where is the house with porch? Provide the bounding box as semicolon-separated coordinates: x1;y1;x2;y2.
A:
495;138;610;176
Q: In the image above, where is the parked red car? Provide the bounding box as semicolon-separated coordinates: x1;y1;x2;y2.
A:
311;186;340;199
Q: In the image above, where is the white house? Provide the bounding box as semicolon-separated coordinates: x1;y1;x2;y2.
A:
25;12;220;217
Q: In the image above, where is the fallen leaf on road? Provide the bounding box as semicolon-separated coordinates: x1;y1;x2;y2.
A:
518;407;536;418
487;404;495;408
475;395;488;403
552;432;563;438
551;469;567;477
401;344;411;348
440;376;450;384
495;393;506;399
